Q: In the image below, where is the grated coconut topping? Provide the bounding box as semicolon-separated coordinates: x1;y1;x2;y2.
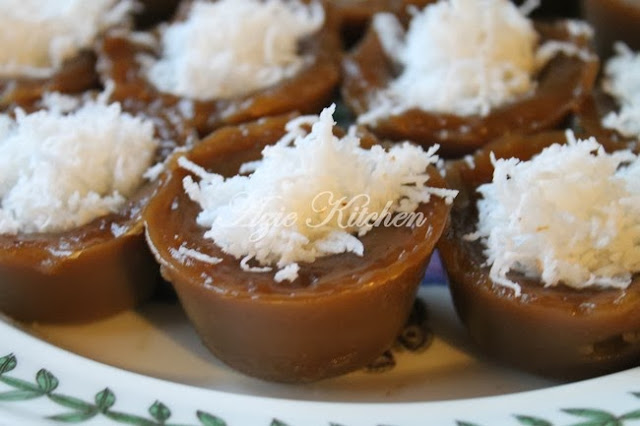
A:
179;105;457;282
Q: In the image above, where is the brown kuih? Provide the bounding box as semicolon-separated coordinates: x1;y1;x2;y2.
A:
0;2;139;111
97;4;342;140
574;43;639;150
0;97;188;323
143;114;452;383
583;0;640;60
0;52;99;112
326;0;435;46
342;21;598;158
574;90;636;146
0;182;159;323
438;131;640;380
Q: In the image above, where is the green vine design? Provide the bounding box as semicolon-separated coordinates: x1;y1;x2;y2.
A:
1;352;639;426
0;353;230;425
0;352;348;426
457;392;640;426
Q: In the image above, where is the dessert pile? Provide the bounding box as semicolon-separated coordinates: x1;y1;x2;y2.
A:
0;0;638;383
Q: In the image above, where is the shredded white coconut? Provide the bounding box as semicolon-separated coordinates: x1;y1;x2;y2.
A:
0;0;135;78
473;131;640;296
565;19;594;39
517;0;540;16
180;105;457;282
171;244;223;266
360;0;592;123
0;95;159;235
143;162;166;182
145;0;324;100
534;39;595;66
463;155;476;169
602;43;640;140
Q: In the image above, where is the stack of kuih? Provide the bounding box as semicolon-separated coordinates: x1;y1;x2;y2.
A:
0;0;638;383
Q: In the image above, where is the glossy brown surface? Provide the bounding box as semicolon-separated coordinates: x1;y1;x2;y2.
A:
0;184;159;324
583;0;640;59
327;0;435;46
438;131;640;379
342;21;599;158
97;8;342;140
144;114;452;382
0;52;99;111
0;99;187;323
573;90;639;148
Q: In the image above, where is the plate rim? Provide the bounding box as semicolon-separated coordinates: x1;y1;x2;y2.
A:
1;317;639;426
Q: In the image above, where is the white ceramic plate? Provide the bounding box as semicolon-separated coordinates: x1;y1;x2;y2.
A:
1;258;639;426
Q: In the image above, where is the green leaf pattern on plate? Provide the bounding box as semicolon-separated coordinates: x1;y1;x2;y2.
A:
95;388;117;412
0;354;229;425
36;368;59;393
0;389;45;401
458;396;640;426
0;354;17;375
196;411;227;426
149;400;171;423
0;353;637;425
514;415;553;426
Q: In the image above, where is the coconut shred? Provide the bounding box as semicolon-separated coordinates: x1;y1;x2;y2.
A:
471;131;640;296
359;0;592;123
0;93;159;235
178;105;457;282
145;0;324;100
602;43;640;140
0;0;135;78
